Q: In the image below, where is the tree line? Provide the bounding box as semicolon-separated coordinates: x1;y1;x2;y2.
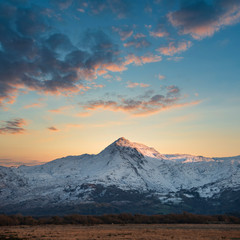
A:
0;212;240;226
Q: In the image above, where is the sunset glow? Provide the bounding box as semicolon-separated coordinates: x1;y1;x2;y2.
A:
0;0;240;166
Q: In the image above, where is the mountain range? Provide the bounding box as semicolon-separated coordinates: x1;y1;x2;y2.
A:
0;137;240;216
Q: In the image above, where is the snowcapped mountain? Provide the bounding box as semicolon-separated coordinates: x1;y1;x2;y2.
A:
0;137;240;215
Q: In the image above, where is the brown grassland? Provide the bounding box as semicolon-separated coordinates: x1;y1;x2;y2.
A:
0;224;240;240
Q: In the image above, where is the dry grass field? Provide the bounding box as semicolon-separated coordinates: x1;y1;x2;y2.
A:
0;224;240;240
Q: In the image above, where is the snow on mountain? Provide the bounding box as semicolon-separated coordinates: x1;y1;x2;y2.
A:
0;137;240;215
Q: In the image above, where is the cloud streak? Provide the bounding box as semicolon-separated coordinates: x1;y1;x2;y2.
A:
81;86;200;116
126;82;150;88
0;118;27;134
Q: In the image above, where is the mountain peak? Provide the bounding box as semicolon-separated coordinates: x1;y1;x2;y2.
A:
114;137;131;147
101;137;165;160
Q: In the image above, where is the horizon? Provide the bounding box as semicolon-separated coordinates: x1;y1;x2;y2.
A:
0;0;240;166
1;136;239;167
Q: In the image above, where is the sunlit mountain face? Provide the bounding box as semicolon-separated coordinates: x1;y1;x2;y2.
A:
0;1;240;169
0;138;240;216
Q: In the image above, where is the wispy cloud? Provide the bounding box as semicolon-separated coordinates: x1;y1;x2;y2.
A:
133;33;146;39
112;26;133;41
167;56;184;62
126;82;150;88
0;118;27;135
157;74;165;80
23;103;44;109
125;53;162;66
123;38;151;49
48;105;73;114
168;0;240;40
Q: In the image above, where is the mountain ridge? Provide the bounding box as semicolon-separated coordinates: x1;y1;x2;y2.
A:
0;137;240;216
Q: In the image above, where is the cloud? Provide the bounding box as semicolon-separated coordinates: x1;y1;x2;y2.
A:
103;74;113;79
150;30;168;38
51;0;73;10
0;1;125;106
167;56;184;61
158;74;165;80
48;126;59;131
112;26;133;41
126;82;150;88
86;0;131;18
125;53;162;66
48;105;73;114
156;41;192;56
0;118;27;134
133;33;146;39
81;86;200;116
23;103;44;109
168;0;240;40
123;38;151;49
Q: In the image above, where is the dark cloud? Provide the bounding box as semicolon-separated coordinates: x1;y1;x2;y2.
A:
0;1;124;106
46;33;75;52
168;0;240;39
0;118;27;134
48;126;59;131
82;86;198;116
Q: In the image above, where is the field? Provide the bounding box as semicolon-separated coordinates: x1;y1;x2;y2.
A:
0;224;240;240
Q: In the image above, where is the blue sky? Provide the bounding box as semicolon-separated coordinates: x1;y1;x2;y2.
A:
0;0;240;166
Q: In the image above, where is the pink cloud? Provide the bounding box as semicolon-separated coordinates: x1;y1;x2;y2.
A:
156;41;192;56
150;30;168;38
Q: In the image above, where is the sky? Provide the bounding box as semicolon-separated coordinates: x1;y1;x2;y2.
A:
0;0;240;166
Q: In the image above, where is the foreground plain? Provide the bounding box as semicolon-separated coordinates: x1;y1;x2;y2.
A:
0;224;240;240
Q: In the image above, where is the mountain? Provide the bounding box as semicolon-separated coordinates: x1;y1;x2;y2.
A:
0;137;240;216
